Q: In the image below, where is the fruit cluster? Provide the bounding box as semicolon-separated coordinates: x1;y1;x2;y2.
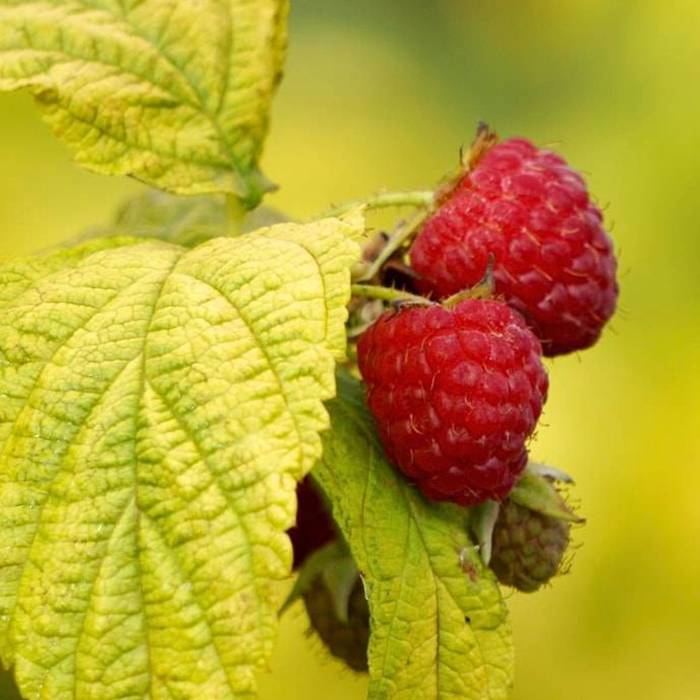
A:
357;130;618;507
288;129;614;673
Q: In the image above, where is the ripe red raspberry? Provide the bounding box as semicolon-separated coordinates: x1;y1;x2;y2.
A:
357;299;548;505
288;477;336;569
410;137;618;356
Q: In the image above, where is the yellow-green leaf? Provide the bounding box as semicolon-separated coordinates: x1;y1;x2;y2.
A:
315;371;515;700
0;0;290;205
0;215;361;700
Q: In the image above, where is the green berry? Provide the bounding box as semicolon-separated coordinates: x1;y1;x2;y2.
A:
490;499;571;592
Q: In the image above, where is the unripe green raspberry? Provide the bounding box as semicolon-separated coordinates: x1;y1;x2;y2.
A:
303;575;370;672
490;499;571;592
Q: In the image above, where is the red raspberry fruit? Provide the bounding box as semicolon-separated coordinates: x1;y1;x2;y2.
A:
288;477;336;570
410;137;618;356
357;299;548;505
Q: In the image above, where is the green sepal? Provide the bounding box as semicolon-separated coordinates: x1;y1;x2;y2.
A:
469;500;501;566
320;555;360;625
509;466;584;523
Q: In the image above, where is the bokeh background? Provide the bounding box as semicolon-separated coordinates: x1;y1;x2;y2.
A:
1;0;699;698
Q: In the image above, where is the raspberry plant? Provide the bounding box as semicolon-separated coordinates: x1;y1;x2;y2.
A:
0;3;616;699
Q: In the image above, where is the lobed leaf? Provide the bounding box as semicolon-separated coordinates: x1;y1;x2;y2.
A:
0;0;290;205
0;214;361;700
315;371;514;700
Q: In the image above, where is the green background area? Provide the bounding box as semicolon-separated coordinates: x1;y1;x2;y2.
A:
1;0;698;698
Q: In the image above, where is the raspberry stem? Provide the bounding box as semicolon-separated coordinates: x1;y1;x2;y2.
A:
323;190;434;219
356;206;433;282
351;284;432;306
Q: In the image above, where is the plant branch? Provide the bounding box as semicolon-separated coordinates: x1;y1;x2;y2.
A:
323;190;434;219
356;206;432;282
351;284;431;306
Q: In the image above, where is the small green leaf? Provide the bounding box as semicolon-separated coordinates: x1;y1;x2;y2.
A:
315;371;514;700
0;0;290;205
0;215;361;699
74;190;288;249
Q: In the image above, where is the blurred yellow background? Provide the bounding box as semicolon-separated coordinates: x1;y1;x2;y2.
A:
1;1;698;699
